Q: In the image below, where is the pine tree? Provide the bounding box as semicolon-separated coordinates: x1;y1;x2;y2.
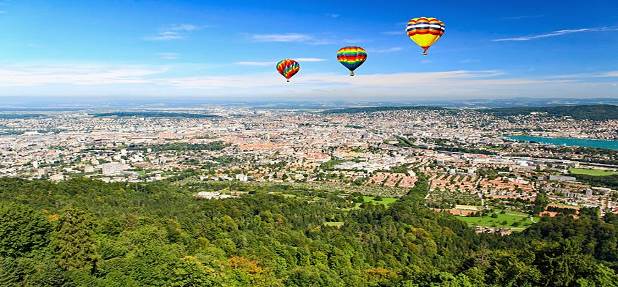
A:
52;208;100;273
0;203;51;257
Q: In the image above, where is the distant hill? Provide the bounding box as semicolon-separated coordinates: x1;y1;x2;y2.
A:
92;112;220;119
481;104;618;120
0;114;46;119
322;106;448;114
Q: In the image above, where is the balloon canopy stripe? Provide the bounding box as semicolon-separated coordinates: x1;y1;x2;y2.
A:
407;29;445;36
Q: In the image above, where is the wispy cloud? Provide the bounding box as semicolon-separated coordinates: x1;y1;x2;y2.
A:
325;13;340;18
235;61;273;66
236;58;325;66
370;47;403;53
493;27;618;42
159;70;618;100
296;58;326;62
1;66;616;100
342;39;367;44
548;71;618;79
602;71;618;78
168;24;200;31
501;15;544;20
145;24;203;41
249;33;334;45
0;64;167;86
251;33;312;42
158;53;179;60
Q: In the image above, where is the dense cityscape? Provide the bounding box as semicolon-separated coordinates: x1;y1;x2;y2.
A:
2;107;617;234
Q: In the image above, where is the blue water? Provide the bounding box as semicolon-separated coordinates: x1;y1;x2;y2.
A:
506;135;618;151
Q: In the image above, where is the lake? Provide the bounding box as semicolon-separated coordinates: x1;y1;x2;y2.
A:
506;135;618;151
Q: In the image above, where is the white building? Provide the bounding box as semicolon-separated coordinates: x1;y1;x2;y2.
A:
100;162;130;176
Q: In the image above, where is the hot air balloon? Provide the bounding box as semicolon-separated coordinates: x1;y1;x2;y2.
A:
406;17;445;55
276;59;300;82
337;46;367;76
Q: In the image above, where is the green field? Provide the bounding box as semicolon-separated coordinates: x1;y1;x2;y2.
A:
569;168;617;177
456;211;538;230
362;196;398;207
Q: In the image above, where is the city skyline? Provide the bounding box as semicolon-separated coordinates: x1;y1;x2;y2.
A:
0;0;617;101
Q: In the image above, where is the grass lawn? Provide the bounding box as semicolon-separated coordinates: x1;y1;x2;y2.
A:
456;211;539;230
569;168;617;177
362;196;398;207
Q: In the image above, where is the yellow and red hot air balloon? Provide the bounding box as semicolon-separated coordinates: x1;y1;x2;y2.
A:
337;46;367;76
406;17;445;55
276;59;300;82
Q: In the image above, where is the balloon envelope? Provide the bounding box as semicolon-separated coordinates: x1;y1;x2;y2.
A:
406;17;445;55
337;46;367;76
276;59;300;82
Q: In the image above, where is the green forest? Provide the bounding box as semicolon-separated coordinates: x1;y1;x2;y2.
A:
0;176;617;286
322;106;447;114
483;105;618;121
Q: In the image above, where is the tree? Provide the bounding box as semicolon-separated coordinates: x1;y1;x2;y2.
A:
0;203;51;257
532;192;549;215
52;208;100;273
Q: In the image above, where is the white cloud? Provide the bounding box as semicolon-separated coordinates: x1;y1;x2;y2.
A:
158;53;179;60
235;58;325;66
296;58;326;62
545;71;618;79
501;15;544;20
235;61;274;66
145;23;203;41
1;65;616;100
146;31;183;41
493;27;618;41
158;70;616;101
342;39;367;44
251;33;313;42
249;33;334;45
370;47;403;53
325;13;340;18
0;64;167;86
168;24;200;31
600;71;618;78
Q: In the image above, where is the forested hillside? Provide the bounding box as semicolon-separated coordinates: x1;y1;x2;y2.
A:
482;104;618;120
0;177;616;286
322;106;447;114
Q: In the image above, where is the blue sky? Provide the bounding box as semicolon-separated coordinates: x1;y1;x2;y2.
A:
0;0;617;102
